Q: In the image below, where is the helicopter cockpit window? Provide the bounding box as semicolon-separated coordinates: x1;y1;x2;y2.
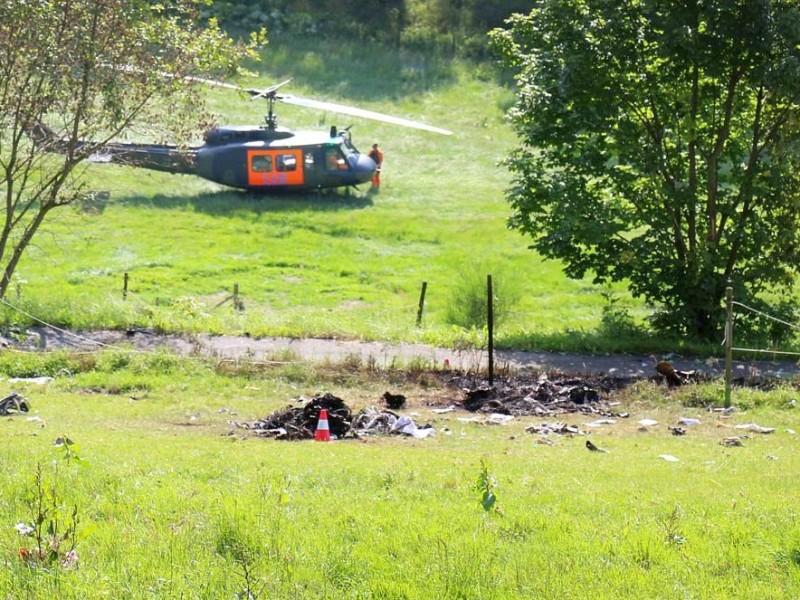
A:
276;154;297;172
324;147;348;171
252;155;272;173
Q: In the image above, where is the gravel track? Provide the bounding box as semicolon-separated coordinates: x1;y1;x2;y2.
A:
7;326;800;380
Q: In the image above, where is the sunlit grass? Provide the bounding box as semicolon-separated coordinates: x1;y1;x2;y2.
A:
0;352;799;598
5;36;661;354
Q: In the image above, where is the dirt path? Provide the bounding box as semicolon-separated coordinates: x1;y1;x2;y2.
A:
9;326;800;380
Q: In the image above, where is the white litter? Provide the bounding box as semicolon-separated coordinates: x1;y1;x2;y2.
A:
678;417;701;426
8;376;53;385
585;419;616;427
431;406;456;414
659;454;680;462
638;419;658;427
487;413;514;425
734;423;775;434
391;415;436;439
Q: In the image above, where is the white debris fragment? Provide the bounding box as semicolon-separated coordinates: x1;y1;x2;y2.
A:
487;413;514;425
8;376;53;385
585;419;616;427
734;423;775;434
659;454;680;462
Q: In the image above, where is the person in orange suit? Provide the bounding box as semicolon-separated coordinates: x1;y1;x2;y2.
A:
368;143;383;188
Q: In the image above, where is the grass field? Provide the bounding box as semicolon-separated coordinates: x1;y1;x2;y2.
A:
4;29;800;600
1;350;799;598
0;35;679;357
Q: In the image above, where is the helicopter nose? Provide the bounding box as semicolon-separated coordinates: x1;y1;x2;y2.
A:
354;153;377;184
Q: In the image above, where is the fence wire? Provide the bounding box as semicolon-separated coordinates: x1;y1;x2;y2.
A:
0;296;295;366
730;299;800;358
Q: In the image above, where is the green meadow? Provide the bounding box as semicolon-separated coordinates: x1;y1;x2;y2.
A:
1;351;799;598
1;36;663;355
3;33;800;600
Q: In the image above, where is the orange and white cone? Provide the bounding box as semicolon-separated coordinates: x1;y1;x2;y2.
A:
314;408;331;442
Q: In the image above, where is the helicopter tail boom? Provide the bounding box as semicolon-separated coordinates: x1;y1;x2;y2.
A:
87;142;197;175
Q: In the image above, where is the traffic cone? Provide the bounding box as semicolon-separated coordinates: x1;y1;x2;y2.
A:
314;408;331;442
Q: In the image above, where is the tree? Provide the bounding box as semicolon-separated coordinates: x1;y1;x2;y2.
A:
0;0;261;298
490;1;800;340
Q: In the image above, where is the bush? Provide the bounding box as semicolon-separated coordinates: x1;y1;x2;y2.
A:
446;261;523;330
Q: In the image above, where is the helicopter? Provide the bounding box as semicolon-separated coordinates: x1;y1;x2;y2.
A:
31;77;452;193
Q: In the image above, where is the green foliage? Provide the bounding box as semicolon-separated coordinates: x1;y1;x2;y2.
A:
476;458;499;514
599;289;645;340
446;260;524;330
17;462;80;568
0;0;260;299
206;0;531;56
491;1;800;341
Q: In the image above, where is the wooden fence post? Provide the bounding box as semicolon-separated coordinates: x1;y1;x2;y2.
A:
416;281;428;326
233;283;243;311
123;272;129;301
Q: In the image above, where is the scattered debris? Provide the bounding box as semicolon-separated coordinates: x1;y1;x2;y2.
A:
382;391;406;410
586;440;608;453
237;392;352;440
431;406;456;414
734;423;775;434
456;372;630;417
351;407;399;435
766;455;778;460
721;436;744;447
0;392;29;416
638;418;658;427
456;416;482;423
659;454;680;462
525;422;583;436
389;415;435;439
238;392;439;441
678;417;701;426
352;408;436;439
654;359;683;387
668;426;687;436
8;376;53;385
487;413;514;425
585;418;616;427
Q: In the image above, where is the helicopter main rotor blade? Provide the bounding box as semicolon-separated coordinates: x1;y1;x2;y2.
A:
276;95;452;136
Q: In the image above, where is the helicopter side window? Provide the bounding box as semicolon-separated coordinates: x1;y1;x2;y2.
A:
252;155;272;173
276;154;297;172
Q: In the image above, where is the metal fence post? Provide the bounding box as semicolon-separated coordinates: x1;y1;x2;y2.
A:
725;285;733;408
487;274;494;386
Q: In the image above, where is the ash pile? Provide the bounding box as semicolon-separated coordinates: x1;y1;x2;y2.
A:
239;393;352;441
238;391;434;441
457;372;632;417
